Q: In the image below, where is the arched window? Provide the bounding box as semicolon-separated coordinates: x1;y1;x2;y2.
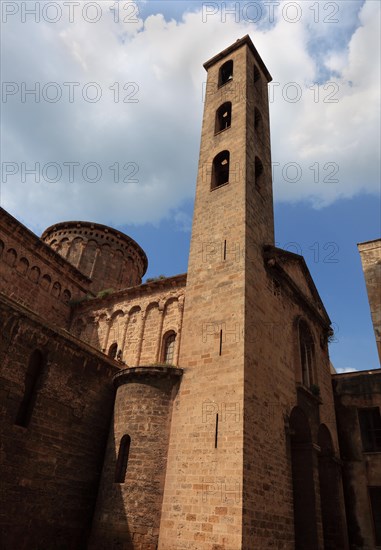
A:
215;102;232;133
40;274;51;291
299;321;315;387
29;266;40;283
163;332;176;364
51;281;61;298
15;350;45;428
218;60;233;87
115;434;131;483
62;289;71;303
212;151;230;189
255;156;264;190
5;248;17;267
108;342;118;360
17;257;29;275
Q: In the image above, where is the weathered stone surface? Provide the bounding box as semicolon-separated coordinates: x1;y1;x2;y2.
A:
0;293;118;549
358;239;381;363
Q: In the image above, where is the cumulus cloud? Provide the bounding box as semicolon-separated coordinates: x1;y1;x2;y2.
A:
1;0;379;232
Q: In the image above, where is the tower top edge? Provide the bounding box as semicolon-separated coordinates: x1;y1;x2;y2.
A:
203;34;272;82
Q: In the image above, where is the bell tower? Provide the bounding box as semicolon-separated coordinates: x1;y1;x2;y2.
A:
158;36;276;549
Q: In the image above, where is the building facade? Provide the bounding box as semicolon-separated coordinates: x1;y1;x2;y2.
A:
0;36;380;550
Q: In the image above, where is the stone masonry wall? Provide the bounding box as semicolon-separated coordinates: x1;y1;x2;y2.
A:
358;239;381;363
0;293;118;549
0;208;91;329
90;367;182;550
70;274;186;367
333;371;381;549
42;221;148;294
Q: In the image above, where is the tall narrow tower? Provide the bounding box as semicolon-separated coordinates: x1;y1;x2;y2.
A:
158;36;277;549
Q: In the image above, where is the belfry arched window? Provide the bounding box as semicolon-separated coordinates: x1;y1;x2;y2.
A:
163;332;176;364
299;321;315;387
212;151;230;189
215;102;232;133
218;60;233;87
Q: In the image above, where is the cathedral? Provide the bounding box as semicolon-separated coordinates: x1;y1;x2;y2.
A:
0;36;380;550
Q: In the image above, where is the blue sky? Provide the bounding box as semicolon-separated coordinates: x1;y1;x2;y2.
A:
1;1;380;371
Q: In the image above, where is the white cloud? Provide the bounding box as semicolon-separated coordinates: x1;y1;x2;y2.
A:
1;0;379;232
335;367;358;374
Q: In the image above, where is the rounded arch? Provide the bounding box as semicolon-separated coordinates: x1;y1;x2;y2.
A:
127;305;141;317
51;281;61;298
108;342;118;360
218;59;233;87
5;248;17;267
145;301;160;314
211;150;230;189
163;296;178;313
318;423;334;454
40;274;51;291
29;266;41;283
17;257;29;275
62;289;71;303
215;102;232;133
111;309;125;321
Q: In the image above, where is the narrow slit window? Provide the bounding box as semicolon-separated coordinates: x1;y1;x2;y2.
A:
255;156;264;190
218;60;233;87
212;151;230;189
215;413;219;448
115;434;131;483
215;102;232;133
299;321;315;388
15;350;45;428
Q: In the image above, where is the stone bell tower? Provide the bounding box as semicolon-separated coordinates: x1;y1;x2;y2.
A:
158;36;278;549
